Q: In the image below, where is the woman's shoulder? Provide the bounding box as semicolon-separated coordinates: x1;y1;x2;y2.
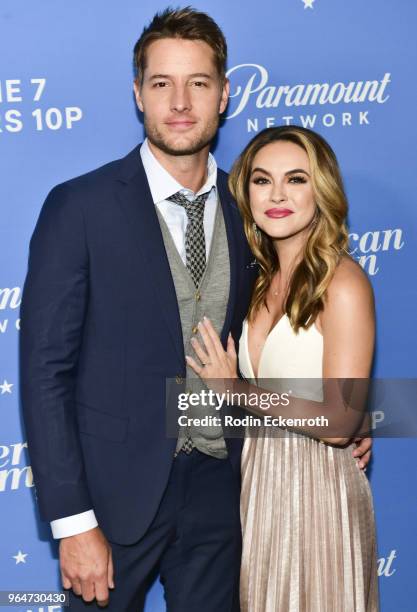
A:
317;255;375;332
327;255;374;306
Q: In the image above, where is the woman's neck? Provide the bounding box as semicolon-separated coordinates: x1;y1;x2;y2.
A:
273;232;306;281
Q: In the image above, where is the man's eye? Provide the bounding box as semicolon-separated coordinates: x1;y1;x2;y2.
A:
192;81;207;87
153;82;168;88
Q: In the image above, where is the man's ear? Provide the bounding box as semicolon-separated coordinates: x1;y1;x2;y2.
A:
219;77;230;115
133;79;144;113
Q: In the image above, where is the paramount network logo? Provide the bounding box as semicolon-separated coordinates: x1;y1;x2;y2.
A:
349;227;404;276
0;441;33;492
225;64;391;131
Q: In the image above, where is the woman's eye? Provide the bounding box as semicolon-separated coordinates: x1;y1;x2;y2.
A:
288;175;307;184
253;177;269;185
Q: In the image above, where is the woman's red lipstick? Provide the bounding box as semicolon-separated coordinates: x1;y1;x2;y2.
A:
265;208;293;218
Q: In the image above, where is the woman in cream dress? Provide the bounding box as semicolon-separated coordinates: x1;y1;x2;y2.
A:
186;126;379;611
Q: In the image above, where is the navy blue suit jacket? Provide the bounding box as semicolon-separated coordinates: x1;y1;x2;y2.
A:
19;145;257;545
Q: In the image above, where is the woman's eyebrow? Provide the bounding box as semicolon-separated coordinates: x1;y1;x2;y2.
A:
285;168;310;176
251;167;310;177
251;166;272;176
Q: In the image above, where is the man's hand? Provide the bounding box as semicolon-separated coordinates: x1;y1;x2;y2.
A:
352;437;372;470
59;526;114;607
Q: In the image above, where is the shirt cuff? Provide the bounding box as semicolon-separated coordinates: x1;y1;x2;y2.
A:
50;509;98;539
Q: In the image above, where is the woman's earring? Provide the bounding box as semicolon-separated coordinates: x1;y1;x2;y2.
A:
253;222;260;241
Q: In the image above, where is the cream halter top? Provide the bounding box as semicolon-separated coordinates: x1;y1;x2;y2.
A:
239;314;323;381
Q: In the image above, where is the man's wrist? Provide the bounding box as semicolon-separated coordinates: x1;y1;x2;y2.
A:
50;509;98;539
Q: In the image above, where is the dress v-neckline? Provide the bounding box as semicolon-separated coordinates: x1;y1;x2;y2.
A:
245;315;287;381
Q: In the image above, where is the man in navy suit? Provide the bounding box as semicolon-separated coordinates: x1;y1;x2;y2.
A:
20;7;372;611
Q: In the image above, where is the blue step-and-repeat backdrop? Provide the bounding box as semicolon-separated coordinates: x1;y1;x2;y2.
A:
1;1;416;610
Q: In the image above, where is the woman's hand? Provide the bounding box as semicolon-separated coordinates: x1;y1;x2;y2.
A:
185;317;238;380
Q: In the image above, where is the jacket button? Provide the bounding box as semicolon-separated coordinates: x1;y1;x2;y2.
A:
192;325;198;334
195;292;201;301
176;375;184;384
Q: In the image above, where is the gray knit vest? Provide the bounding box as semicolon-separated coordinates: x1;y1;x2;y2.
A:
156;197;230;459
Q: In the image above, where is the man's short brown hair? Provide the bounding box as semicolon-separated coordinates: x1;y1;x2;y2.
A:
133;6;227;83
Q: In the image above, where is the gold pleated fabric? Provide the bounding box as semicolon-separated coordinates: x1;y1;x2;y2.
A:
238;318;379;611
240;432;379;611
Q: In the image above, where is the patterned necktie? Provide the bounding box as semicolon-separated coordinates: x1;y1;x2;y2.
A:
167;189;211;287
168;189;211;455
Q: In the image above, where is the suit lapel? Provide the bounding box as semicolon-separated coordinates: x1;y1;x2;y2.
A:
115;147;185;366
217;171;239;346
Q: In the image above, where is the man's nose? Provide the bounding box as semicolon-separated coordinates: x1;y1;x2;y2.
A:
170;85;192;112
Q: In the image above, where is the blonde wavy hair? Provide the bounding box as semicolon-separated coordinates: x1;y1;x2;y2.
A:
228;126;349;332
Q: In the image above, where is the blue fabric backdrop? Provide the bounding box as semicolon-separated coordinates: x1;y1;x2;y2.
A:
1;1;416;610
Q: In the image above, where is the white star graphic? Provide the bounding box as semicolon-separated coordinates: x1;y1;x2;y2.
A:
0;380;13;394
303;0;315;9
13;550;28;564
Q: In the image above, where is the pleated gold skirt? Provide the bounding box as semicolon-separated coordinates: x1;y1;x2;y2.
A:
240;429;379;612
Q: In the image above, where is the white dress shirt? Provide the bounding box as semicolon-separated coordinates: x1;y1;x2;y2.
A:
140;138;218;262
50;139;219;539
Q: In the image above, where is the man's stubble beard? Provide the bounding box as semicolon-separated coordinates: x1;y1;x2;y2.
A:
144;115;220;157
